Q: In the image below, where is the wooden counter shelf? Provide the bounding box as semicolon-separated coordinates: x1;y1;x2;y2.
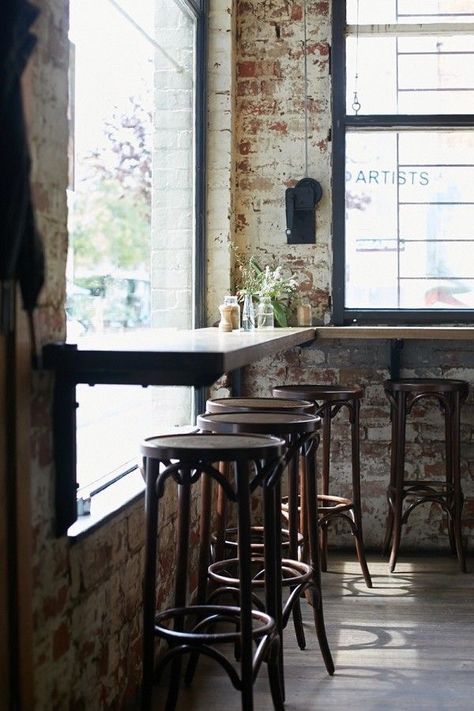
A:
41;327;316;534
315;324;474;395
315;326;474;340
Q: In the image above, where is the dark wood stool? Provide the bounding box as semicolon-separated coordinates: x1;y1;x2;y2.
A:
141;432;286;711
383;378;469;573
273;385;372;588
197;410;334;681
205;397;314;571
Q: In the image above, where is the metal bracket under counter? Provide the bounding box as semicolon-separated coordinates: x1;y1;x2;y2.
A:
315;325;474;380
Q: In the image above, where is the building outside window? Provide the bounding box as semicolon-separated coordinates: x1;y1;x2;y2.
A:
332;0;474;324
67;0;206;496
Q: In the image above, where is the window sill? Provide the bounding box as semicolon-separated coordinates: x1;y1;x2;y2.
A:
68;468;145;541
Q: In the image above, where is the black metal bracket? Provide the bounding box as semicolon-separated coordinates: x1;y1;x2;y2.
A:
389;339;404;380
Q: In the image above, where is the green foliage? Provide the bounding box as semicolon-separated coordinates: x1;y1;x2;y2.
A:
272;300;289;327
71;96;152;274
71;179;149;271
232;244;298;327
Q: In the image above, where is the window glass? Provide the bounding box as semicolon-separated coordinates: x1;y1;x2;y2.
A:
68;0;198;492
347;0;474;24
346;35;474;115
345;131;474;310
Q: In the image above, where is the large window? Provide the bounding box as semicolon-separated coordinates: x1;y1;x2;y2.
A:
332;1;474;324
67;0;206;495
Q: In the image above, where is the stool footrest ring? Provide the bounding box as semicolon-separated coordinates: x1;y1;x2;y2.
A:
208;557;312;588
154;604;275;645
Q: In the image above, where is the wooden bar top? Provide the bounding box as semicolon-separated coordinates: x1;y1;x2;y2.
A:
42;327;316;387
315;326;474;340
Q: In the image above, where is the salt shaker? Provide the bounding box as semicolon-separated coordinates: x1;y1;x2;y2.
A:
218;303;233;331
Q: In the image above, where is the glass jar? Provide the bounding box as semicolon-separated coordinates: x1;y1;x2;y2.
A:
257;296;274;329
224;295;240;330
241;294;255;331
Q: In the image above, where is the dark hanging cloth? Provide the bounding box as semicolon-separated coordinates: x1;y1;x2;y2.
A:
0;0;44;332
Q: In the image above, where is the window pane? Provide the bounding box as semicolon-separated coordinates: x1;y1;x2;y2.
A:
400;203;474;240
346;35;474;114
347;0;474;24
345;131;474;310
68;0;198;492
399;278;474;308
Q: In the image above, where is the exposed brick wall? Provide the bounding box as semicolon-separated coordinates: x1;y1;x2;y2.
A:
233;0;474;552
233;0;332;322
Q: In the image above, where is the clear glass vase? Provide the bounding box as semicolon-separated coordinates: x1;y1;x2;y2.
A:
241;293;255;331
257;296;274;329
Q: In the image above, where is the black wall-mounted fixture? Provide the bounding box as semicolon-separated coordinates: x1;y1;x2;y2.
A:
285;177;323;244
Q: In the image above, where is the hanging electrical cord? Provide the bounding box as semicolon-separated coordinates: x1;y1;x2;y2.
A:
303;0;309;176
352;0;361;115
105;0;184;73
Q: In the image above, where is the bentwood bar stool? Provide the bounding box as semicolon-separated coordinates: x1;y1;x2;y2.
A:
197;410;334;683
140;432;286;711
273;384;373;588
205;397;315;563
383;378;469;573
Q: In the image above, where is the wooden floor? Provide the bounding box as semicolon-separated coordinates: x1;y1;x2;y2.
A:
153;552;474;710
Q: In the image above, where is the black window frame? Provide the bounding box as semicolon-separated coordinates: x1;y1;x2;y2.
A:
331;2;474;325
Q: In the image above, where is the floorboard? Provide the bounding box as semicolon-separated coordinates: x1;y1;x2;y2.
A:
152;552;474;710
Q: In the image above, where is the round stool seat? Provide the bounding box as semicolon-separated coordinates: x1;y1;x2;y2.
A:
384;378;469;395
273;384;363;403
141;432;285;462
139;426;199;481
206;396;315;414
198;411;321;436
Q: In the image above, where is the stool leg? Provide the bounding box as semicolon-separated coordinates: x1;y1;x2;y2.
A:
287;438;306;650
141;459;160;711
450;392;466;572
319;404;331;571
236;461;255;711
214;461;229;562
299;450;308;563
184;471;213;687
444;401;457;555
264;477;285;706
350;399;372;588
389;392;406;573
305;437;335;675
164;467;192;711
383;399;398;556
197;472;213;603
